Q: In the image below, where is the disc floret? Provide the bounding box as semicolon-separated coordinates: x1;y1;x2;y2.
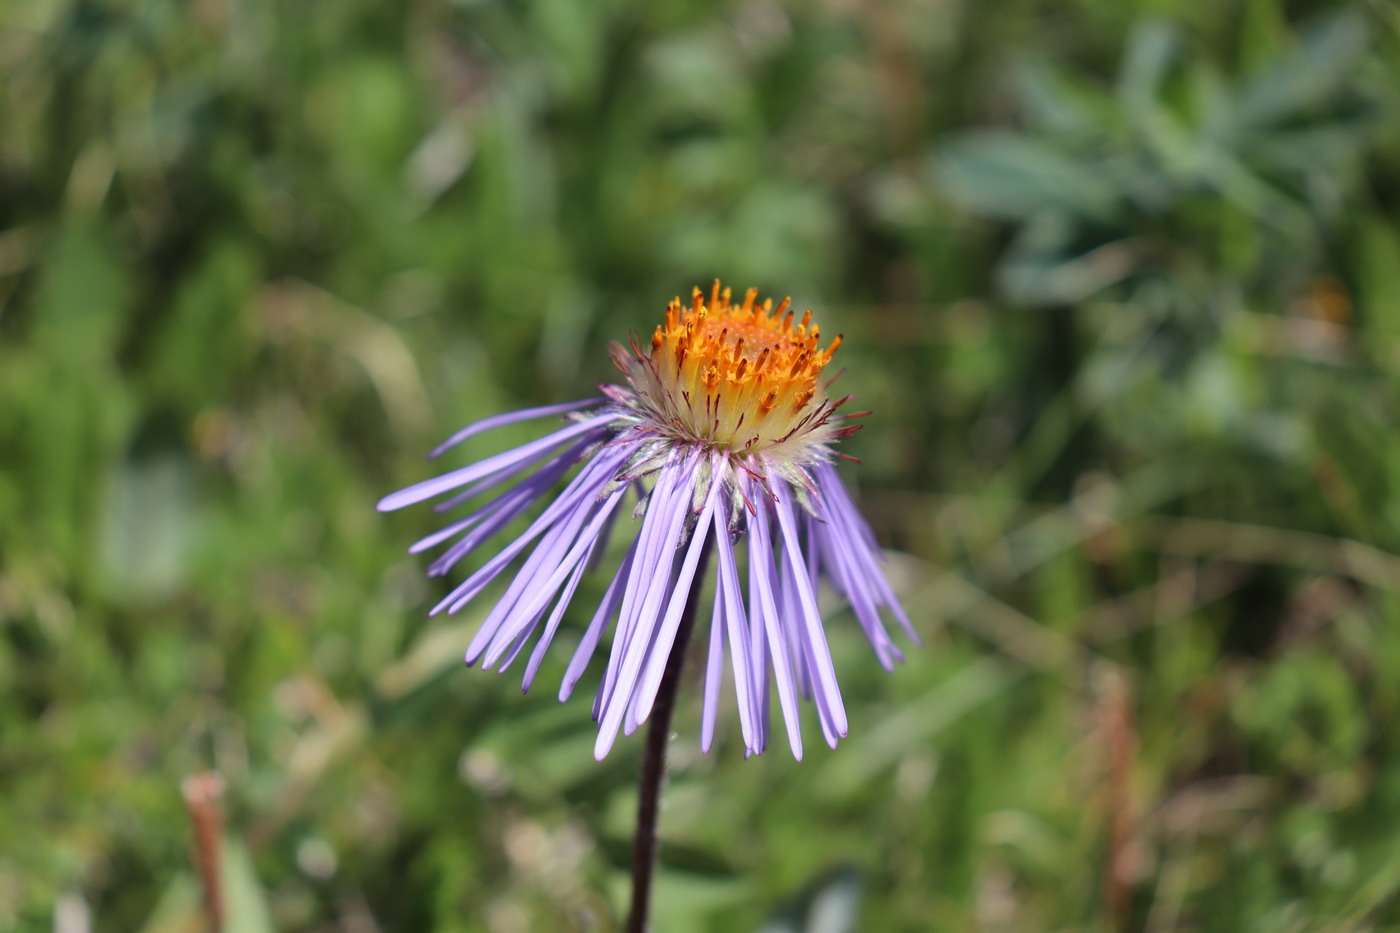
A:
614;280;854;465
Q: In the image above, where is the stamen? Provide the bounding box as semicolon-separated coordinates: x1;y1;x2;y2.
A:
631;281;849;456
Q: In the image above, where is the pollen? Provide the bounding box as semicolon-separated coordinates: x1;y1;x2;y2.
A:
619;280;851;460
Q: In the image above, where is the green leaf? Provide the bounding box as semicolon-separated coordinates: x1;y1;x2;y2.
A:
1234;12;1369;129
934;132;1119;224
221;839;275;933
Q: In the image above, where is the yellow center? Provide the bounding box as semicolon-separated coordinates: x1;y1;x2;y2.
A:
635;280;843;456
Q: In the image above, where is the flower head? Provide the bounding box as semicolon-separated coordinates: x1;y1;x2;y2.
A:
379;282;915;760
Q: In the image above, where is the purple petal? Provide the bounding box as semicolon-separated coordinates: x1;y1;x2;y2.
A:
593;455;686;722
431;442;632;617
817;463;882;551
469;488;610;668
429;397;606;459
495;614;544;673
816;464;919;646
430;430;597;514
630;471;723;726
459;443;633;645
777;546;812;701
746;483;804;761
416;437;588;566
712;506;758;753
477;489;627;670
378;413;617;512
810;515;901;668
746;549;771;756
521;534;600;692
700;575;726;754
560;536;639;701
594;455;700;759
773;481;848;737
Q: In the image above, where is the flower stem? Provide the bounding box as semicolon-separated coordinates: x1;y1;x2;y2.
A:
626;536;714;933
181;772;227;933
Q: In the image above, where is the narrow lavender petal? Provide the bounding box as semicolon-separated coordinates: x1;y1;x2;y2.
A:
469;487;604;668
778;546;813;701
713;507;758;753
431;432;598;514
773;482;848;737
586;486;626;572
747;487;804;761
560;536;639;701
623;682;651;737
818;471;919;646
608;462;681;650
427;457;582;579
593;455;685;724
595;566;684;756
594;458;699;760
472;496;607;663
429;397;606;459
427;483;542;578
609;462;690;672
462;446;632;656
793;519;846;747
744;503;774;754
433;473;515;514
413;440;583;559
871;571;919;645
838;519;917;644
409;508;492;558
816;463;915;641
804;511;821;594
431;443;632;617
700;578;726;754
817;463;881;551
817;536;852;600
807;651;842;749
630;476;722;725
590;671;607;723
431;538;523;616
627;455;690;593
811;517;900;668
811;474;903;643
592;482;673;710
478;489;627;670
618;563;679;740
747;559;771;755
521;535;599;692
807;511;898;679
378;413;616;512
465;508;589;667
495;611;544;673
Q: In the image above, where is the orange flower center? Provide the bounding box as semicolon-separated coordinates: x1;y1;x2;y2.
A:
637;281;843;455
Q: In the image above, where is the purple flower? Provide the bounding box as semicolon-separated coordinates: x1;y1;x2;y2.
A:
379;282;915;760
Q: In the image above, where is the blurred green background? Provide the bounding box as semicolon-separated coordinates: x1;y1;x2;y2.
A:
4;0;1400;930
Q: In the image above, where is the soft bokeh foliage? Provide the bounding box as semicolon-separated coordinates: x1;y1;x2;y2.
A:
3;0;1400;930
